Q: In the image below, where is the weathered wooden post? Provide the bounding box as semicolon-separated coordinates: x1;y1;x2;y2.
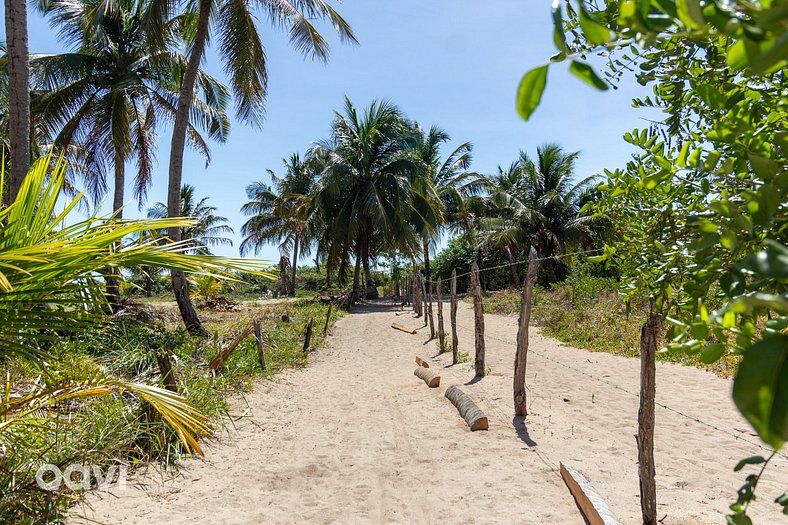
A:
420;274;429;326
254;319;267;371
513;247;539;416
426;279;435;338
450;269;458;365
436;277;445;350
638;311;660;525
156;350;178;393
323;302;333;335
303;318;314;353
470;262;485;377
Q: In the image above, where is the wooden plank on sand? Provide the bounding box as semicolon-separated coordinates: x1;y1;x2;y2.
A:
559;463;622;525
415;356;429;368
391;323;416;334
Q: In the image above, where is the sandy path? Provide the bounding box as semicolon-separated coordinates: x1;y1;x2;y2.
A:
72;301;786;524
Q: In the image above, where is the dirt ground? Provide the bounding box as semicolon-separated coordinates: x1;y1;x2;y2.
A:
71;300;787;524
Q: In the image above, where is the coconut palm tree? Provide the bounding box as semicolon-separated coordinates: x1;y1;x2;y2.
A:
34;0;231;212
314;98;439;301
149;0;355;334
407;123;483;279
240;153;319;296
481;144;596;283
3;0;29;203
148;184;234;255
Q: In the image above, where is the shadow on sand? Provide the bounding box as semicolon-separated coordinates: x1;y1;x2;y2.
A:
512;416;537;447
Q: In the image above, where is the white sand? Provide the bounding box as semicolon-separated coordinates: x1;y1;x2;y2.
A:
71;301;787;524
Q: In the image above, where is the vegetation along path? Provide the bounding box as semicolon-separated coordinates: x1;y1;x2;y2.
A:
73;301;786;525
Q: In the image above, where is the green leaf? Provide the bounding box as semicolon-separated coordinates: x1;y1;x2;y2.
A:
552;2;567;51
735;241;788;279
733;455;765;472
676;0;705;29
732;334;788;450
516;65;549;121
579;7;611;46
569;61;609;90
700;342;725;364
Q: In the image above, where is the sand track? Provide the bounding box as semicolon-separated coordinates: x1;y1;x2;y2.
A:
72;301;786;524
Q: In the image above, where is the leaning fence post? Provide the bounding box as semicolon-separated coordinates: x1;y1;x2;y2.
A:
303;318;314;353
436;277;445;350
638;310;659;525
513;247;539;416
323;302;333;335
426;278;435;338
254;319;267;371
450;269;458;365
470;262;485;377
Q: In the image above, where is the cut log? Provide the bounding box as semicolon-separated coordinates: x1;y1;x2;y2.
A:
414;367;440;388
560;463;622;525
415;356;429;368
444;385;488;431
391;323;417;335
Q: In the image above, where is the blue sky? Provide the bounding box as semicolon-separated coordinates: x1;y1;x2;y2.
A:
20;0;653;262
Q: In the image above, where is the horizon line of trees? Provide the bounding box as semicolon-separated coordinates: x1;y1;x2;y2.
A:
239;96;604;302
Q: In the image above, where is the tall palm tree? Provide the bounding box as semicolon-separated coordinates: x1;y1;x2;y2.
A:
35;0;230;308
314;98;439;301
240;153;318;296
408;123;482;278
148;184;234;255
151;0;356;334
3;0;30;202
481;144;596;283
35;0;231;212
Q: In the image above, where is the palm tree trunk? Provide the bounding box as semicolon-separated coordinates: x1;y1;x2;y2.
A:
507;247;521;288
166;0;211;336
422;238;431;280
351;241;362;303
4;0;30;203
362;235;378;299
106;147;125;310
290;234;299;296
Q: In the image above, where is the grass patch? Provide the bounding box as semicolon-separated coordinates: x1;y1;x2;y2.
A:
474;282;739;377
1;298;343;523
456;351;470;364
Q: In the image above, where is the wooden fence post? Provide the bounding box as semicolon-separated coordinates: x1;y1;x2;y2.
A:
470;262;485;377
513;247;539;416
156;350;178;393
323;302;333;335
303;318;314;353
638;311;660;525
426;278;435;338
420;274;428;326
450;269;458;365
436;277;445;350
254;319;267;371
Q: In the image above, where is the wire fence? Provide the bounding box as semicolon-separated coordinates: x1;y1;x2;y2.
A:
451;322;787;461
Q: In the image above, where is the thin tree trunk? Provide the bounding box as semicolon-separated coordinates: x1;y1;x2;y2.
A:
166;0;211;336
290;234;299;296
106;147;125;311
351;241;362;303
279;256;289;296
638;311;660;525
507;247;521;288
422;238;431;280
4;0;30;204
362;235;377;299
513;247;538;416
